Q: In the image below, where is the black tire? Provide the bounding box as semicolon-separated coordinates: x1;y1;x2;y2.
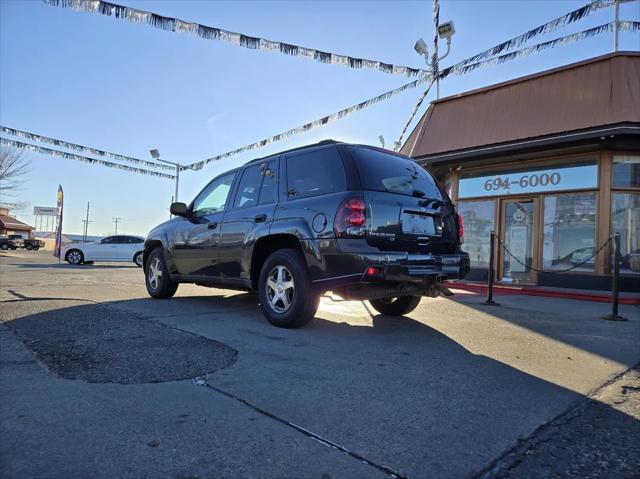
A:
258;248;319;328
369;295;422;316
0;243;8;250
145;248;178;299
25;243;33;250
133;251;143;268
65;249;84;265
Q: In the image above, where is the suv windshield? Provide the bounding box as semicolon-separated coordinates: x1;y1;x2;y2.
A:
349;147;443;200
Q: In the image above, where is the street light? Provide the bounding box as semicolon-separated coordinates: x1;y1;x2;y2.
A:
415;19;455;99
150;148;181;203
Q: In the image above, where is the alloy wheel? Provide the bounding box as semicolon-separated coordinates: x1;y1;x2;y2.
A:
148;257;162;290
134;253;143;267
265;265;295;313
67;251;82;264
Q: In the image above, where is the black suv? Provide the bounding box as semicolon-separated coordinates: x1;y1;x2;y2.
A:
144;141;469;328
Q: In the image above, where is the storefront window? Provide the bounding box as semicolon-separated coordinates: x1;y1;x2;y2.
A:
543;193;597;272
457;200;495;268
612;193;640;275
613;155;640;188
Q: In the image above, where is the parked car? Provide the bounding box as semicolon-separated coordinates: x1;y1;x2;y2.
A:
144;140;470;328
7;234;24;248
63;235;145;266
0;236;18;250
21;238;45;250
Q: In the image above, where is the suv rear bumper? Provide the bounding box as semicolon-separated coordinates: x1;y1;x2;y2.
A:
312;251;470;288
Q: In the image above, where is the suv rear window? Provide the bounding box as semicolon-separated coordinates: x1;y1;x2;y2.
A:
286;148;346;199
349;147;443;200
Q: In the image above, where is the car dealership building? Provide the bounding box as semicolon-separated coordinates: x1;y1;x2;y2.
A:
402;52;639;292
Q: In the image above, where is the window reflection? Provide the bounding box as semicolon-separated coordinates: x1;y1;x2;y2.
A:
613;155;640;188
612;193;640;275
457;200;495;268
543;193;597;272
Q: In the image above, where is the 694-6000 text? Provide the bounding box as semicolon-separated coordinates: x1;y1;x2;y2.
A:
483;172;561;192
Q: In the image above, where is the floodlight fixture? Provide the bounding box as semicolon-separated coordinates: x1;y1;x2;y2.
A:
149;148;160;159
437;21;455;40
414;38;429;57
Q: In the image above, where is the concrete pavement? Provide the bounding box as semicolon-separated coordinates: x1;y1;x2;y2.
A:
1;250;639;478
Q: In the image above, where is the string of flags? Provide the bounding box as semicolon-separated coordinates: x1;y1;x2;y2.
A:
0;126;173;171
455;0;616;69
1;138;176;180
181;76;430;171
439;21;639;81
42;0;426;79
8;0;634;178
394;78;435;151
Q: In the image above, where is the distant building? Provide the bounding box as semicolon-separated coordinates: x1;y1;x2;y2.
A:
0;207;35;238
402;52;639;292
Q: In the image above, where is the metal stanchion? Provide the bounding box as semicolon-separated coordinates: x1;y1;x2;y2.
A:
603;232;627;321
484;230;499;306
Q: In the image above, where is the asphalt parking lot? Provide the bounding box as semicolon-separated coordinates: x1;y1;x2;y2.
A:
1;250;639;479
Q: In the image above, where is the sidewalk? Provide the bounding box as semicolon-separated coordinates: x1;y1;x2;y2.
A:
451;281;640;306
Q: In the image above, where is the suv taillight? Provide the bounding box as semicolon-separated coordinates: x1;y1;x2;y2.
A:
335;197;366;238
457;214;464;244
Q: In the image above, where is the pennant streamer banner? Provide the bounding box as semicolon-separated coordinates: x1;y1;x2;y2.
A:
43;0;426;78
0;126;173;171
1;138;176;180
440;21;640;80
182;76;430;171
394;78;435;151
455;0;616;68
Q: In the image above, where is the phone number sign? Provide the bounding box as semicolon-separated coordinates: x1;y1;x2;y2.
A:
458;164;597;199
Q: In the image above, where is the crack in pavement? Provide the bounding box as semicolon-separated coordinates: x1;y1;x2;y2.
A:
470;362;640;479
195;378;409;479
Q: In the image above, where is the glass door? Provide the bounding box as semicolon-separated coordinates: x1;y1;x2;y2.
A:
500;198;537;284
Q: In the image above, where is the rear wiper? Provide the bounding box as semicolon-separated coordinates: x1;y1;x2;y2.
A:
419;198;444;209
412;189;426;197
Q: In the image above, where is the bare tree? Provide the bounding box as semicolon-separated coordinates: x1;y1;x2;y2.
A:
0;146;30;211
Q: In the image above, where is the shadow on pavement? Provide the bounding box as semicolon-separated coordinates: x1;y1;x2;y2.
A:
16;262;138;270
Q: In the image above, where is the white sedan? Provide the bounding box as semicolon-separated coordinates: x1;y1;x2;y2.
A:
63;235;145;267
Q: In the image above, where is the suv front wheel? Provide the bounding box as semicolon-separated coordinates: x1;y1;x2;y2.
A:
145;248;178;299
369;296;422;316
258;248;319;328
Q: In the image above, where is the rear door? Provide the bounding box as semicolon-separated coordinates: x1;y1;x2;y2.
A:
347;146;460;254
217;159;279;280
93;236;117;260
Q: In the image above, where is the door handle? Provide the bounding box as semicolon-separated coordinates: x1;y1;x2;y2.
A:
254;214;267;223
208;221;218;229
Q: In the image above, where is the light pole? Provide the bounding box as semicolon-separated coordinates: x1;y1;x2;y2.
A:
414;20;455;99
150;148;181;203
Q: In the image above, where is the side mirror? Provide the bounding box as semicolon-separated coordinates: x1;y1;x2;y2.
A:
170;202;189;217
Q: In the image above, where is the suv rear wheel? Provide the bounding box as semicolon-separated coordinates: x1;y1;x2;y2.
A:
258;248;319;328
145;248;178;299
369;295;422;316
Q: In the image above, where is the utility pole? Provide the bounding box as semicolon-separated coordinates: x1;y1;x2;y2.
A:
82;202;90;242
113;217;122;235
614;0;619;52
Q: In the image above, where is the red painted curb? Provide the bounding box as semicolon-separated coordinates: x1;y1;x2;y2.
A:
449;282;640;306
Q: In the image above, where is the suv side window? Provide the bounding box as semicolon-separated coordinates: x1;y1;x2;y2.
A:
233;160;278;209
234;165;262;209
193;172;237;216
258;160;277;205
286;148;346;199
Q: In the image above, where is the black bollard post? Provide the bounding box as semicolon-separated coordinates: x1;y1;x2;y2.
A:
603;232;627;321
484;230;499;305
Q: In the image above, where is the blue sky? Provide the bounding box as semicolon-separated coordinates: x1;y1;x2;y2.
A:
1;0;638;236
